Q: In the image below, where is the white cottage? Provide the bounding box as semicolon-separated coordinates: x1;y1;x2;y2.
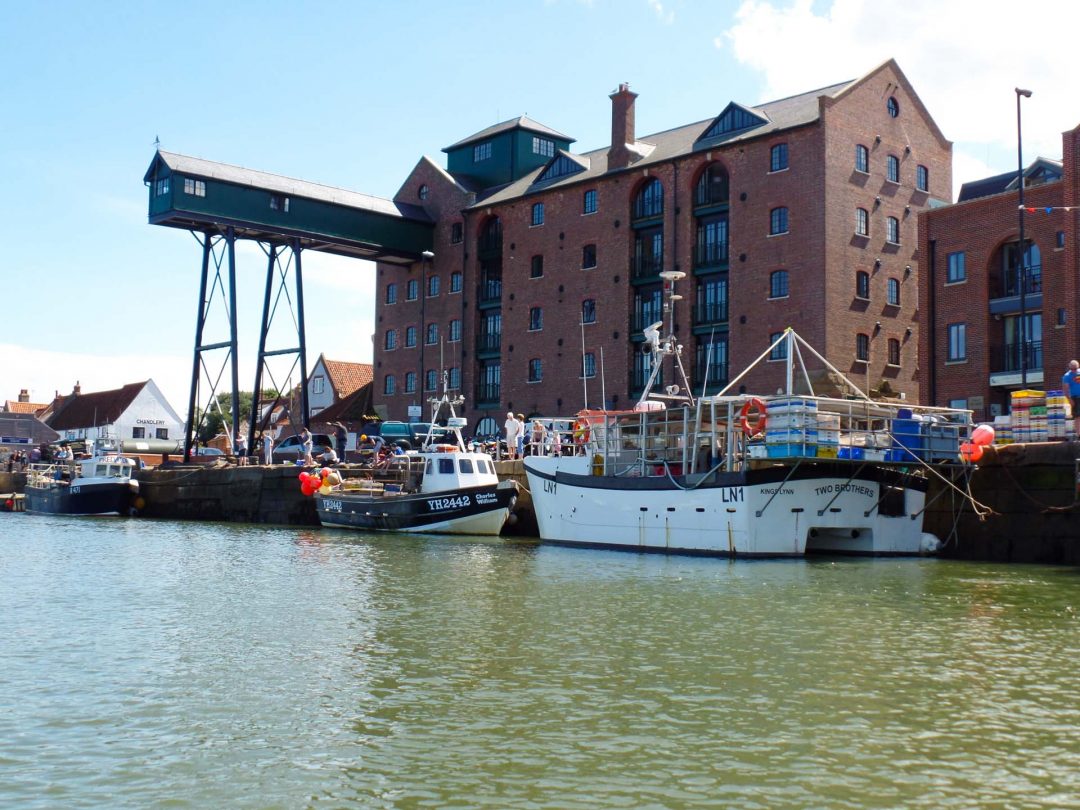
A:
45;380;184;452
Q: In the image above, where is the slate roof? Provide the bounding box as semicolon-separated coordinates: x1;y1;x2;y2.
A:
0;414;60;445
47;382;146;431
443;116;575;152
471;79;853;207
957;157;1065;203
145;151;432;222
321;357;374;399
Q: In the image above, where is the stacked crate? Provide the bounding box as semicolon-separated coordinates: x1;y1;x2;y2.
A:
993;414;1013;445
765;398;818;458
1010;390;1044;444
1047;390;1069;440
816;413;841;458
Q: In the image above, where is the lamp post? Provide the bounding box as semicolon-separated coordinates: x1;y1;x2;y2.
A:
419;250;434;413
1016;87;1032;387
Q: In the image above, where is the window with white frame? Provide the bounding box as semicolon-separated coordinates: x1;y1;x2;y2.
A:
769;207;789;235
916;165;928;192
886;216;900;244
474;142;492;162
947;323;966;361
887;278;900;306
855;144;869;173
856;333;870;362
532;137;555;157
531;202;544;226
947;251;966;283
856;207;869;236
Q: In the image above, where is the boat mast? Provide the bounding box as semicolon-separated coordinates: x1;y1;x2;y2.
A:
637;270;695;408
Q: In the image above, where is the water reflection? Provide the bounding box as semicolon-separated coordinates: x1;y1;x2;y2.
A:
1;516;1078;808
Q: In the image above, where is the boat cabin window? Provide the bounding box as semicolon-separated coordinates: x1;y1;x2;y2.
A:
438;458;455;474
476;458;493;475
458;458;474;474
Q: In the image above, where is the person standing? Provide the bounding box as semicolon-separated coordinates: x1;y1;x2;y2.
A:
1063;360;1080;438
262;431;274;465
300;427;314;466
235;434;248;466
515;413;526;459
333;421;348;459
503;411;520;460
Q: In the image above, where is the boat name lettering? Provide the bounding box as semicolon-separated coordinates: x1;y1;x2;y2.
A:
69;485;81;495
474;492;497;505
543;480;557;495
428;495;471;511
758;486;794;496
135;419;166;425
322;499;343;512
721;487;744;503
814;483;876;498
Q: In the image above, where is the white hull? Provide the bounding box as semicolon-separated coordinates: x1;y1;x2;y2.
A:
524;456;933;557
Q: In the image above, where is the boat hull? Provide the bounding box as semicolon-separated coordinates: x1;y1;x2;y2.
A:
315;483;517;536
524;456;932;557
25;481;134;517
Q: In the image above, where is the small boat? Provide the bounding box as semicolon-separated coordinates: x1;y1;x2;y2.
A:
315;375;519;536
525;278;972;558
25;442;139;516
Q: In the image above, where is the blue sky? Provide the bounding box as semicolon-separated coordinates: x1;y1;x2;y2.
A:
2;0;1077;415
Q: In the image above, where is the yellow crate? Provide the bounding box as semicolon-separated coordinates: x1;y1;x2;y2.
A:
816;445;839;458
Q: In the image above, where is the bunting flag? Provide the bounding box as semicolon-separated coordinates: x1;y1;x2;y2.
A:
1019;204;1077;212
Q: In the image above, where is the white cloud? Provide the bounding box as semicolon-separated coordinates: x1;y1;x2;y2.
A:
723;0;1080;195
648;0;675;24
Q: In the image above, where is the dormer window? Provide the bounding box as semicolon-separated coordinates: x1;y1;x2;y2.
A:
473;142;492;162
532;137;555;157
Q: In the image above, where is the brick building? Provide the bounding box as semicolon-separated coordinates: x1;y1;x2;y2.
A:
918;125;1080;420
375;59;951;434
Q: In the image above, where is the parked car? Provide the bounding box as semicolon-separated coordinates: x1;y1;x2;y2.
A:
367;421;449;451
271;432;333;463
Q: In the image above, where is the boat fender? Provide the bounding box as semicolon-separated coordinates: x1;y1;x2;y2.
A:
739;398;768;437
573;420;590;445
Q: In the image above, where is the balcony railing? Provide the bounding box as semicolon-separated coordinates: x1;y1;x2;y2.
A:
476;332;501;353
694;365;729;387
475;382;501;405
694;242;729;267
632;256;663;280
990;340;1043;374
998;264;1043;297
478;278;502;305
693;301;728;325
631;200;663;221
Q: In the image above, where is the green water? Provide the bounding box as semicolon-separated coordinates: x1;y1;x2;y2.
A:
1;515;1078;809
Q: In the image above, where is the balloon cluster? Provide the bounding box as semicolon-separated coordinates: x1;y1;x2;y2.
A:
959;424;995;464
299;468;342;496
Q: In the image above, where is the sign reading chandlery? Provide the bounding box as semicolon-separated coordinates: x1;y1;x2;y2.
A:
136;419;166;425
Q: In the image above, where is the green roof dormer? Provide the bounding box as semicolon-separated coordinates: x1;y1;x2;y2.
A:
443;116;574;189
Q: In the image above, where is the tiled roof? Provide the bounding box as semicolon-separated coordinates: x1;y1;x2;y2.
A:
443;116;575;152
47;382;146;431
310;381;377;425
146;151;431;222
471;80;853;207
3;400;47;415
321;358;374;399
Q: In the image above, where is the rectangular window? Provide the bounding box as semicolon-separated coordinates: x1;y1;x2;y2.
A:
946;251;966;283
582;299;596;324
450;272;462;293
1057;231;1066;249
183;178;206;197
532;137;555;157
768;332;787;361
312;376;325;395
530;255;543;279
449;319;462;342
427;275;439;297
270;194;290;212
947;323;966;361
1057;307;1067;326
887;155;900;183
529;306;543;331
583;189;598;214
155;177;170;196
451;223;463;244
531;202;544;226
769;207;788;235
132;427;145;439
769;143;788;172
425;323;438;345
855;144;869;173
916;165;929;192
886;216;900;244
156;428;169;440
473;142;492;162
583;352;596;378
407;279;418;300
386;283;398;304
528;358;543;382
582;244;597;269
855;208;869;237
856;333;870;362
887;338;901;366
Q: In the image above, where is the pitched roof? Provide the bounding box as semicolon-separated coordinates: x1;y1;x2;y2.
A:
3;399;47;415
310;381;377;425
145;151;431;222
443;116;575;152
47;382;147;431
321;358;374;399
0;414;60;445
958;157;1064;203
471;79;854;207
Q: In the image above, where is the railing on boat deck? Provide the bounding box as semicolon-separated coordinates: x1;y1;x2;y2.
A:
340;456;427;493
26;462;79;487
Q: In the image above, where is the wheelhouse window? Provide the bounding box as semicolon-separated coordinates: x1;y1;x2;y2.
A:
888;338;900;366
769;270;789;299
769;207;789;236
886;216;900;244
887;155;899;183
183;178;206;197
855;144;869;173
855;207;869;237
633;178;664;219
473;142;492;162
386;283;398;304
856;333;870;362
887;278;900;306
583;189;598;214
856;271;870;300
769;143;788;172
947;251;966;283
582;244;597;269
947;323;966;361
916;165;929;192
530;202;544;226
582;299;596;324
529;306;543;331
530;255;543;279
528;358;543;382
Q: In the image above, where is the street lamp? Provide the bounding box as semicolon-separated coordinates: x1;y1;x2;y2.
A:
419;250;434;413
1016;87;1032;386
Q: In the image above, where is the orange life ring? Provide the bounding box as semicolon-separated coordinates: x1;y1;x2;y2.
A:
739;397;768;436
572;420;591;445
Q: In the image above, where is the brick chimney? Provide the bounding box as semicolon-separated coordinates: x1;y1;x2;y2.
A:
608;82;639;171
18;389;29;403
73;381;81;396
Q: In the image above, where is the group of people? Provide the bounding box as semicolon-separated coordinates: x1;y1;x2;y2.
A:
4;449;30;472
502;413;572;460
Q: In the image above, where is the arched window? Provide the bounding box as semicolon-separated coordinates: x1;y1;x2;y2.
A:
886;216;900;244
916;165;929;191
856;271;870;299
405;372;416;393
887;155;900;183
888;338;901;366
528;359;543;383
769;143;788;172
769;270;789;299
425;369;438;391
769;207;789;235
855;208;869;236
856;333;870;361
633;178;664;219
384;329;397;350
405;326;417;348
887;278;900;306
855;144;869;173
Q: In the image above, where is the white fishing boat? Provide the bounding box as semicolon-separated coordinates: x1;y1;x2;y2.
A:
525;277;971;557
314;374;519;536
25;439;139;517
